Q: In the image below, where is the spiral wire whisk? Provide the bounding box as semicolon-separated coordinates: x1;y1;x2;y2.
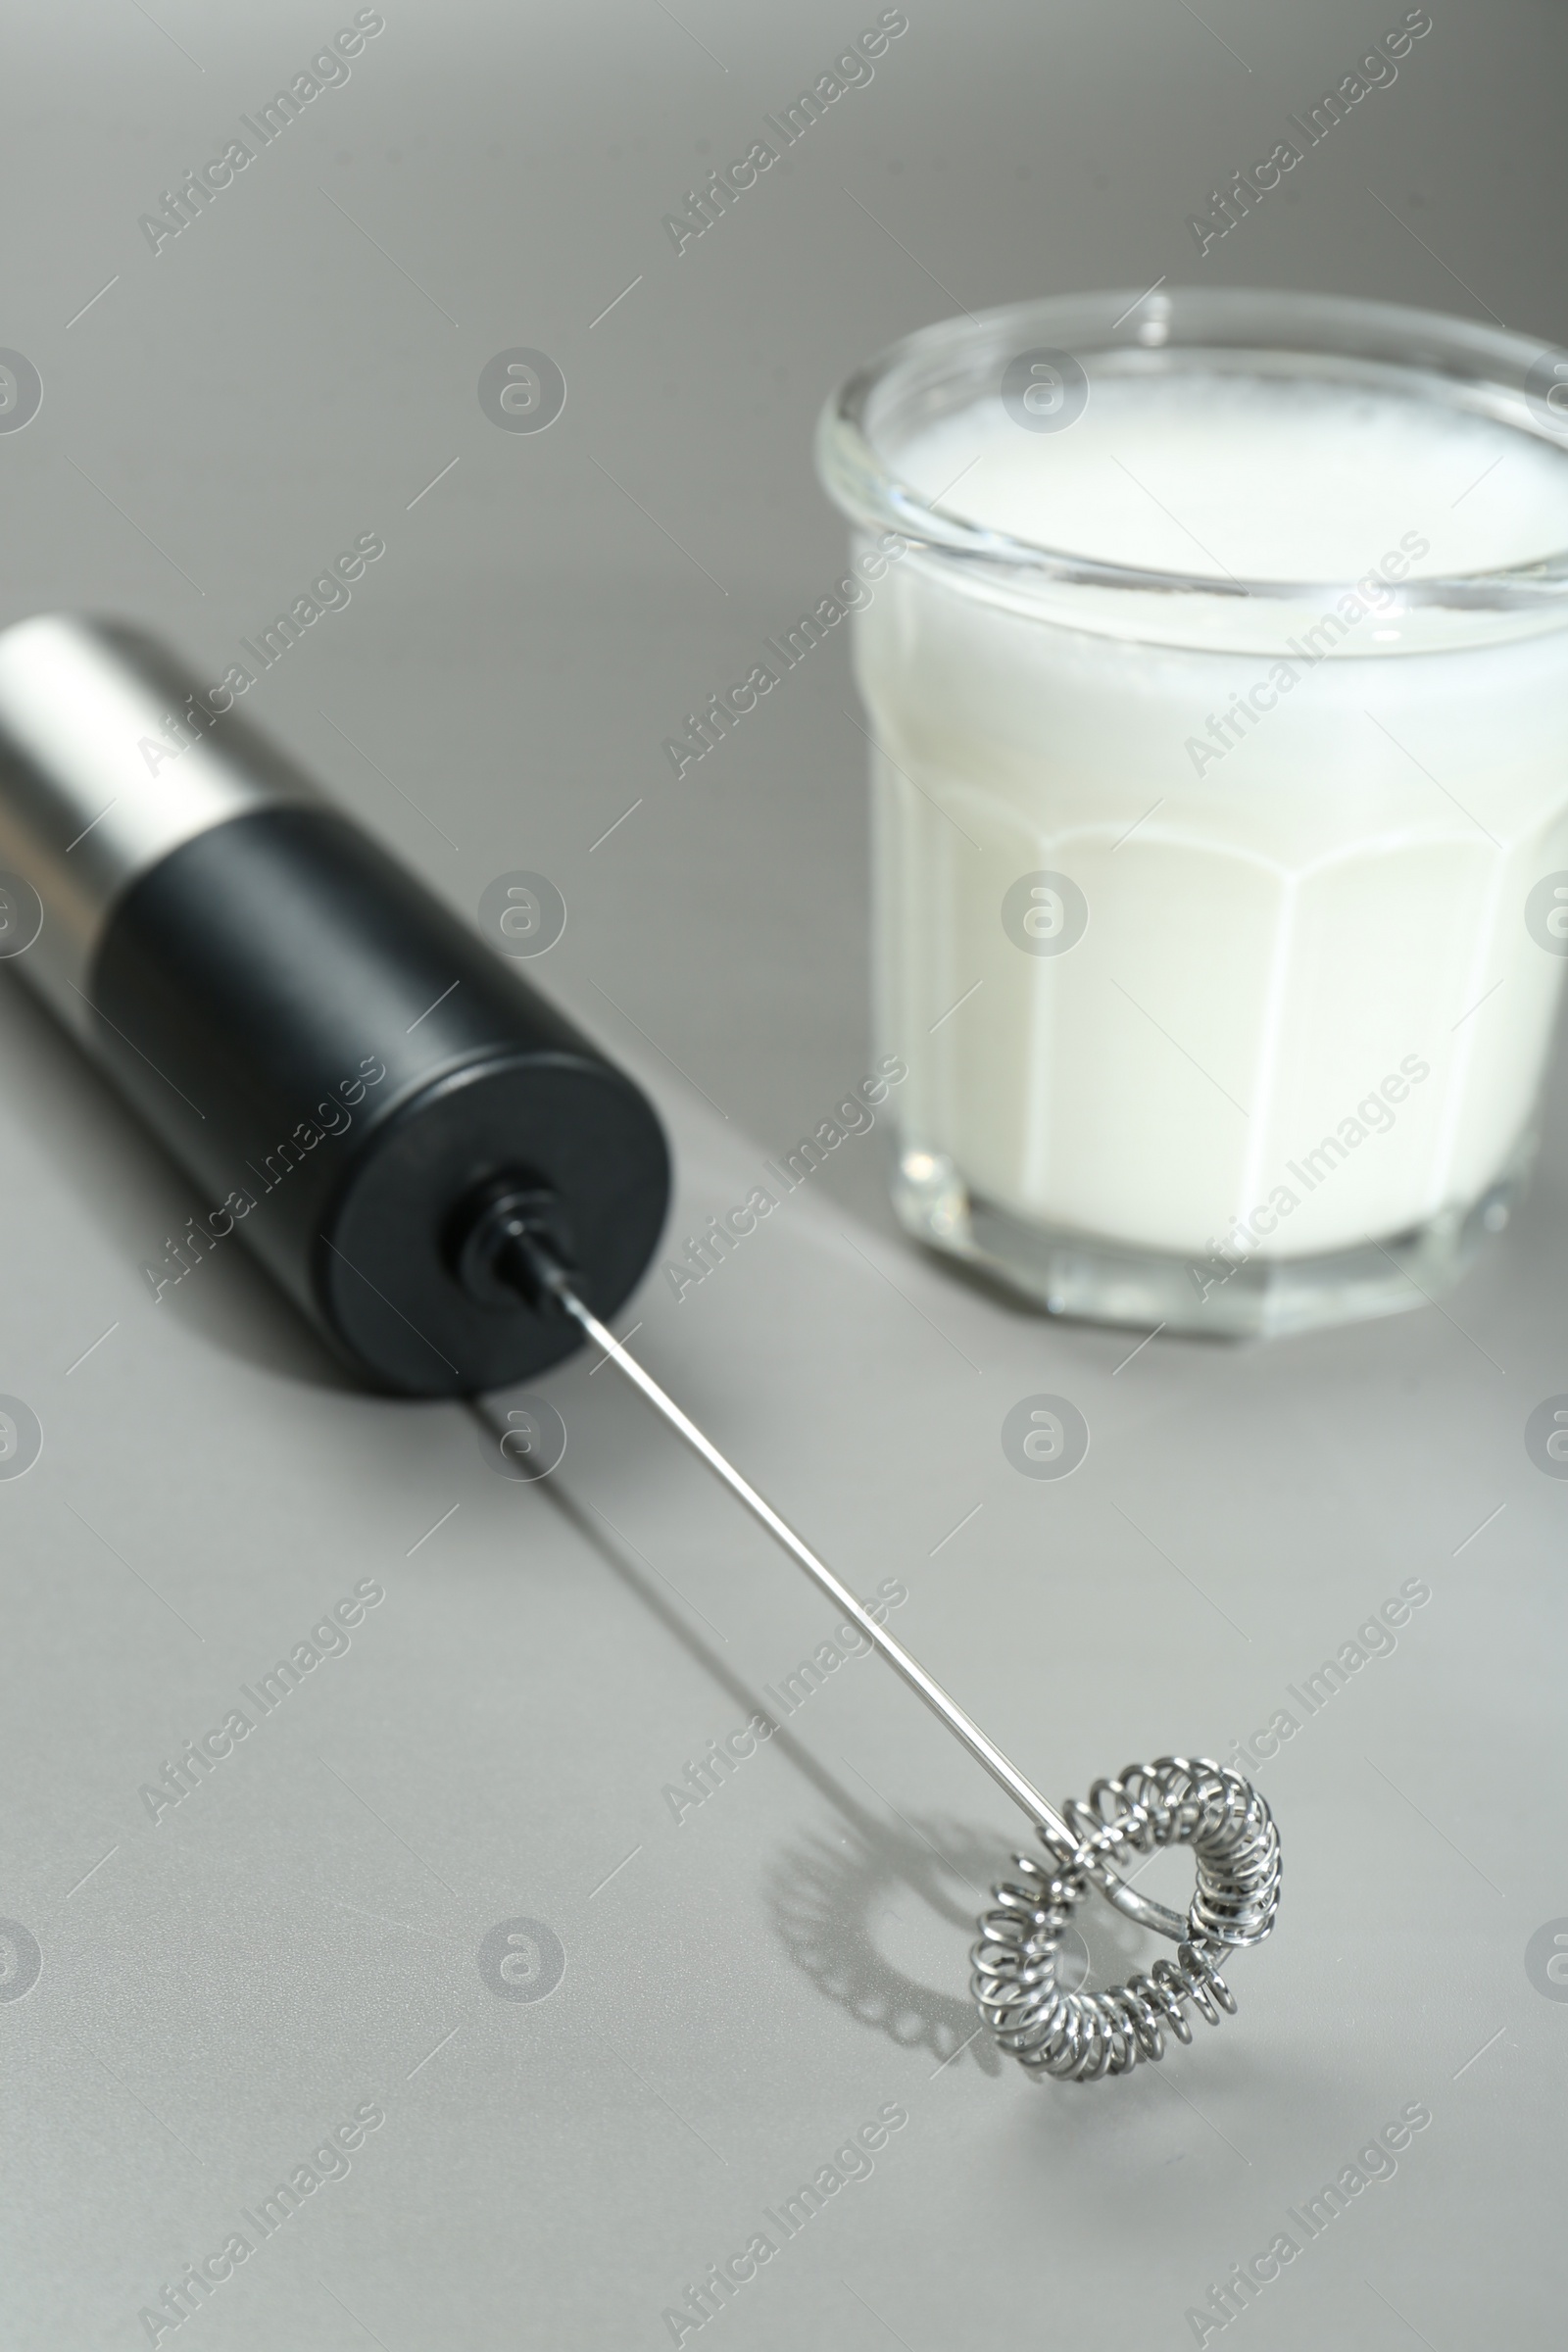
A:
973;1757;1280;2079
503;1226;1283;2082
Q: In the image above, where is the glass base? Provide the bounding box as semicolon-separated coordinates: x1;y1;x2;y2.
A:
893;1140;1532;1340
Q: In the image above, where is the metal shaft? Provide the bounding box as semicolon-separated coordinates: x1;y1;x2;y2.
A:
555;1279;1187;1941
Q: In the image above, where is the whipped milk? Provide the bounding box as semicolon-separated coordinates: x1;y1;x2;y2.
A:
854;372;1568;1270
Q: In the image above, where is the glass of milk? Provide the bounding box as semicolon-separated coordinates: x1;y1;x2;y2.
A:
816;287;1568;1336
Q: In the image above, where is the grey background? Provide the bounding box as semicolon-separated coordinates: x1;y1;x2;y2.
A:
1;2;1565;2345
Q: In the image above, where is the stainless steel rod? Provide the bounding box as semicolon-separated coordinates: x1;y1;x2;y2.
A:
556;1279;1188;1941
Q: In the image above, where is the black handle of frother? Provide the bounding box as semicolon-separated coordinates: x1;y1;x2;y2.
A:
0;618;669;1396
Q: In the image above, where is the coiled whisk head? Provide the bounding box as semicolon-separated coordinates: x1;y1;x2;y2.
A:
972;1757;1281;2082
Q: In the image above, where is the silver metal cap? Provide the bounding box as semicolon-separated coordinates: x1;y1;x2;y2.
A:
0;613;318;1039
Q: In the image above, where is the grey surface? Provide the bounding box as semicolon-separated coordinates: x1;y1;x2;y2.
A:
1;3;1564;2346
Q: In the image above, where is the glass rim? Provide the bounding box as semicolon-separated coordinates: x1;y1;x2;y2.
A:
814;285;1568;612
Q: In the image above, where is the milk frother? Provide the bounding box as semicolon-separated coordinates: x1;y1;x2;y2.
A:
0;614;1280;2081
